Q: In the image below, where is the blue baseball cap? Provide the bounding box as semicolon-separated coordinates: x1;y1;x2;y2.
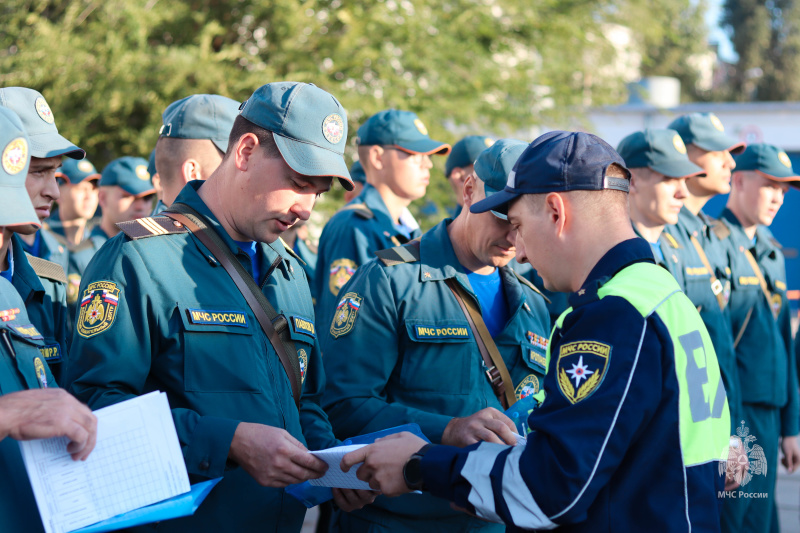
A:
159;94;240;153
56;158;101;185
0;87;84;160
667;113;745;155
446;135;495;177
617;129;705;179
471;131;631;216
0;107;38;227
147;148;157;177
239;82;354;191
99;156;157;197
350;160;366;184
734;144;799;184
356;110;451;156
472;138;527;220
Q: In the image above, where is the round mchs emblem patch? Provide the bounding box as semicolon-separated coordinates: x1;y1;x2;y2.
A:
2;137;28;175
673;134;687;154
78;160;95;173
779;151;792;168
322;114;344;144
135;165;150;181
413;118;428;136
35;97;55;124
709;114;724;132
484;137;495;148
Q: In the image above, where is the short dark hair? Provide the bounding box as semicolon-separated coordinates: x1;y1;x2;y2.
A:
224;115;282;160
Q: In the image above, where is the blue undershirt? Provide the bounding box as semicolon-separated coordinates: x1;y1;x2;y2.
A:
463;266;509;338
20;231;41;258
0;248;13;284
649;240;665;264
234;240;261;283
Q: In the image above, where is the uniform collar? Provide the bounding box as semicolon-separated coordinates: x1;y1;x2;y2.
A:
357;183;404;231
151;199;168;216
90;224;109;241
418;219;463;282
678;205;706;236
10;234;45;304
572;238;655;306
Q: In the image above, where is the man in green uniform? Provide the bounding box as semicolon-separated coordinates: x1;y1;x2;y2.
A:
313;109;450;326
321;139;551;533
445;135;495;217
152;93;240;215
0;104;97;533
64;82;374;533
0;87;83;381
717;143;800;533
341;131;731;532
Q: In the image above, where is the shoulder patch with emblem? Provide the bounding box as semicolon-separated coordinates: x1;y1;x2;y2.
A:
556;340;610;404
330;292;362;338
338;203;374;219
117;216;189;240
329;258;357;295
77;281;120;338
298;348;309;384
516;375;540;401
375;242;421;267
34;356;49;388
26;255;67;284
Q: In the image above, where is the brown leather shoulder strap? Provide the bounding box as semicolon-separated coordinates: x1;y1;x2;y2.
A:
163;205;302;406
688;235;726;310
445;277;516;408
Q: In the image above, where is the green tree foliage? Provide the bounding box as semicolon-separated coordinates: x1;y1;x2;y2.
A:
1;0;706;225
723;0;800;101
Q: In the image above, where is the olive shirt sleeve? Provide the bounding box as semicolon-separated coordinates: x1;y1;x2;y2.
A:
320;260;453;443
64;237;239;479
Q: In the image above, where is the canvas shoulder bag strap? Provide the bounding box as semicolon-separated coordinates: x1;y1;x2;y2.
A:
688;235;726;310
445;277;516;409
742;248;778;320
163;203;302;406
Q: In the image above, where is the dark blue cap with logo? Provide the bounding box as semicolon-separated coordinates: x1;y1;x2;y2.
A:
446;135;495;177
471;131;631;215
472;138;527;220
99;156;157;197
0;107;38;227
0;87;84;159
239;82;354;190
617;129;705;179
159;94;240;153
734;143;799;183
56;158;101;184
667;113;745;155
356;109;451;156
350;160;366;184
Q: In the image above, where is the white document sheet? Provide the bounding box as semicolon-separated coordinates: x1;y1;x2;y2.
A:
20;391;191;533
308;444;373;490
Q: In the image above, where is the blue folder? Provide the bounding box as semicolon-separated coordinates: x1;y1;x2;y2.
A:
71;478;222;533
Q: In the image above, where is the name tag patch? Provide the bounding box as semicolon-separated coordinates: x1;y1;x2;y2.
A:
291;316;316;338
39;343;61;363
414;325;470;340
187;309;249;328
13;324;43;340
529;349;547;369
685;267;709;276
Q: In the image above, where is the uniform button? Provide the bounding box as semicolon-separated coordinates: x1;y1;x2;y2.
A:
173;221;183;228
199;460;210;471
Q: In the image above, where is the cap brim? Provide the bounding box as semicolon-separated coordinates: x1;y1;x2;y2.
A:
695;135;745;156
394;139;452;156
757;169;800;185
273;134;354;191
118;183;157;198
0;186;42;228
482;184;509;220
651;159;707;179
470;188;520;216
28;131;85;160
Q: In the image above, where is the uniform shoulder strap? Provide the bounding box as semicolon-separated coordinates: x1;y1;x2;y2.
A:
72;238;96;252
117;216;189;240
509;268;551;304
26;255;67;284
662;233;681;249
278;237;308;266
338;203;374;220
375;240;421;267
711;219;731;240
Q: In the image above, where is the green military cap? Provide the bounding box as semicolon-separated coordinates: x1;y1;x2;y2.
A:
667;113;745;155
473;138;527;220
0;87;84;159
0;107;38;227
147;148;157;177
350;160;366;184
734;143;800;184
99;156;157;197
616;129;705;179
56;158;100;184
446;135;495;177
159;94;240;153
356;109;451;156
239;82;354;190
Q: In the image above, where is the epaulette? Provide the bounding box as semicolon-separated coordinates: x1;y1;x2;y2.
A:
770;237;782;250
26;255;67;284
510;268;551;304
338;203;374;220
711;219;731;240
662;233;681;249
278;237;307;266
117;216;189;240
375;241;421;267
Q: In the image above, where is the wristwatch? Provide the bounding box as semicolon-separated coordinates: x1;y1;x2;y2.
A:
403;444;433;491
